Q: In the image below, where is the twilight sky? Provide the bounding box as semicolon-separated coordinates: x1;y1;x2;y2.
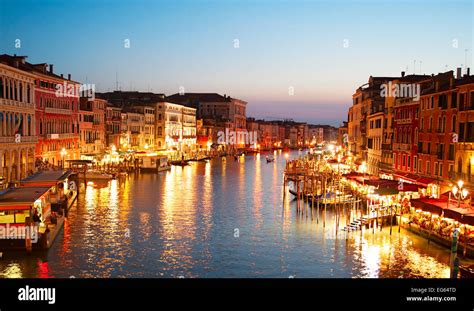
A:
0;0;473;125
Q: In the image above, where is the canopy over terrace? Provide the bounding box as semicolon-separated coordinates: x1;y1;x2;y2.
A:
0;186;51;211
392;172;437;186
343;173;424;196
20;170;74;187
411;198;474;226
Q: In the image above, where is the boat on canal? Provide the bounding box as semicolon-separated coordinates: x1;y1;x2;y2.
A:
140;155;171;172
288;189;352;204
266;155;275;163
0;170;78;251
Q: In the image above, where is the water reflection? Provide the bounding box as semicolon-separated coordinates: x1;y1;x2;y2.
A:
0;151;455;278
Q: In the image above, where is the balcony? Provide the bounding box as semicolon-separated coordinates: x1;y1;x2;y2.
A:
46;133;78;140
0;99;35;110
45;107;72;115
0;136;38;143
396;118;413;124
395;143;411;151
381;144;391;151
456;143;474;151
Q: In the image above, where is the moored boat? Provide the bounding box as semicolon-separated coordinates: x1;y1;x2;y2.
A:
0;170;79;252
82;171;114;180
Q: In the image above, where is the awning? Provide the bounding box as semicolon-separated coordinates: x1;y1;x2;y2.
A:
393;172;437;187
411;198;474;225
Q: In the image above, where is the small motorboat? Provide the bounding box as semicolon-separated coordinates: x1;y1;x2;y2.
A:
80;170;114;180
266;155;275;163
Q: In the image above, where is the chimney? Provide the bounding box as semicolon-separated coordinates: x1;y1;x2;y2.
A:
60;74;63;78
68;74;71;80
401;71;405;77
49;64;54;73
457;67;462;79
468;67;471;76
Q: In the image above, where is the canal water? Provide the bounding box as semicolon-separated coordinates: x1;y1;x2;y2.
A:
0;151;454;278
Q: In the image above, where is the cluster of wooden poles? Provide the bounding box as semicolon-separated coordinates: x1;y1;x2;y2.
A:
283;157;402;236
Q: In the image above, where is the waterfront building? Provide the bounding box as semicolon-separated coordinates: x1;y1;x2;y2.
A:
105;105;122;149
337;122;348;147
393;95;421;176
196;119;215;150
79;98;94;155
152;101;197;152
166;93;247;148
453;69;474;184
309;126;324;146
31;65;80;167
133;105;155;149
387;74;430;177
350;76;397;162
418;71;458;195
367;101;384;175
259;121;273;149
120;110;145;150
0;55;37;183
79;97;106;156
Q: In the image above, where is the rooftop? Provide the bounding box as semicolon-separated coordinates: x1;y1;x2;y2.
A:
0;186;51;207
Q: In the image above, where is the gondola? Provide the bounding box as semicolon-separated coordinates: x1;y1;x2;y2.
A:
266;155;275;163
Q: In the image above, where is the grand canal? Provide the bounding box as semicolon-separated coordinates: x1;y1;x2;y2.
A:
0;151;455;278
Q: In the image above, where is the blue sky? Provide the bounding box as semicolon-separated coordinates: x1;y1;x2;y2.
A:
0;0;472;125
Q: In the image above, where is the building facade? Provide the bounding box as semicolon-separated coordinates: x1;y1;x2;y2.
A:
153;102;197;152
0;57;37;183
33;66;80;166
106;105;122;149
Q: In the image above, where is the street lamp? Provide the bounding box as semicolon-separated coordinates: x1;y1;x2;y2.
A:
452;180;469;208
60;148;67;170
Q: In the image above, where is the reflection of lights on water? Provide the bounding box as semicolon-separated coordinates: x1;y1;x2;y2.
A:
364;245;381;278
1;263;22;278
108;179;119;222
85;184;96;211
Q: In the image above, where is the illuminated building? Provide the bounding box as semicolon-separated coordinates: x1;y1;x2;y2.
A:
0;55;37;182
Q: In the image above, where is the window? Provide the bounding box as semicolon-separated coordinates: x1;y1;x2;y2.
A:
439;164;443;176
468;122;474;142
414;156;417;169
460;93;465;111
439;94;448;109
449;144;455;161
459;122;465;141
418;159;422;173
426;161;431;174
451;93;457;109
